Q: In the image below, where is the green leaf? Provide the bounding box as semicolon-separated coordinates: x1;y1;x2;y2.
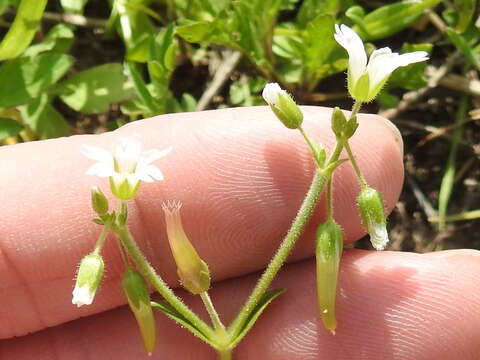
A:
389;43;433;90
19;94;70;139
57;63;134;114
125;61;161;115
151;301;216;347
0;117;23;140
453;0;477;32
229;289;284;348
350;0;442;40
302;14;336;89
0;53;74;108
446;27;480;71
179;93;197;112
297;0;339;26
60;0;89;14
0;0;48;60
24;24;75;57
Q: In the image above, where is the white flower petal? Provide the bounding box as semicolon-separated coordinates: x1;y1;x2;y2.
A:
72;285;93;307
334;24;367;85
368;221;390;251
141;147;172;165
396;51;429;66
262;83;283;106
86;162;115;177
366;48;399;90
144;165;164;181
82;145;113;164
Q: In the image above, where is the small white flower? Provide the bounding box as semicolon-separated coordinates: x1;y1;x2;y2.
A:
334;24;429;102
366;219;389;251
262;82;303;129
262;82;284;106
83;138;171;200
72;285;93;307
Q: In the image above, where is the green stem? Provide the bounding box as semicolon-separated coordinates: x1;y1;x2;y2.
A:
200;292;226;332
217;349;233;360
326;178;334;220
351;100;362;118
228;140;343;334
93;224;110;255
343;139;367;187
113;225;215;340
299;126;320;165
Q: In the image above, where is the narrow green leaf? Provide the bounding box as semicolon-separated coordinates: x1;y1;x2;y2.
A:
24;24;75;57
125;61;161;115
151;301;216;347
453;0;477;32
352;0;442;40
446;27;480;71
0;117;23;140
0;0;48;60
0;54;74;108
57;63;135;114
19;94;70;139
229;289;284;348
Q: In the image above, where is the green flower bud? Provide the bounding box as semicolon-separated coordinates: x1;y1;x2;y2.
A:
72;253;104;307
262;83;303;129
122;269;156;354
315;219;343;333
91;186;109;216
162;201;211;294
357;187;389;250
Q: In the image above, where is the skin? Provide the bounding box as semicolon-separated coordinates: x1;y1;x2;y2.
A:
0;106;479;359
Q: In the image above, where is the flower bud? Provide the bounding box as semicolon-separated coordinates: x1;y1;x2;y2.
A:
331;107;347;138
315;219;343;333
357;187;389;250
262;83;303;129
91;186;109;216
122;269;156;354
162;201;210;294
72;253;104;307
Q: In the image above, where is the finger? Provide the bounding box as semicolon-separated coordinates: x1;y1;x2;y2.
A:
1;249;479;359
0;106;403;338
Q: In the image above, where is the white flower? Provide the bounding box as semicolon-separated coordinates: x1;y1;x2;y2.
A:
366;218;390;251
83;138;171;200
334;24;429;102
262;82;285;106
72;285;94;307
262;82;303;129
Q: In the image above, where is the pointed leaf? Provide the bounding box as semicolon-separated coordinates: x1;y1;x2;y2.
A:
0;0;48;60
151;301;216;347
229;289;284;348
453;0;477;32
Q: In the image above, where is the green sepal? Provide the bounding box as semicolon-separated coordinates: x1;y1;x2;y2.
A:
270;92;303;129
91;186;109;216
312;142;327;168
228;288;284;348
344;116;359;139
92;218;104;225
151;301;217;348
331;107;347;138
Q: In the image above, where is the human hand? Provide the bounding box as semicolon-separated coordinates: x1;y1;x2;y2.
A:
1;107;478;359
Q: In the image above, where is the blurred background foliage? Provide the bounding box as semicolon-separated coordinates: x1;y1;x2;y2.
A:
0;0;479;251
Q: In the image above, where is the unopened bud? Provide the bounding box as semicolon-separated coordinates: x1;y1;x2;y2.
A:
331;107;347;138
162;201;210;294
91;186;109;216
357;187;389;250
262;83;303;129
315;219;343;333
72;253;104;307
122;269;156;354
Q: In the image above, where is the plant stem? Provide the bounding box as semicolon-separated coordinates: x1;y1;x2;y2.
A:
200;292;226;332
326;178;334;220
228;154;340;334
93;224;110;255
113;225;215;340
343;140;367;187
351;100;362;118
217;349;233;360
298;126;320;165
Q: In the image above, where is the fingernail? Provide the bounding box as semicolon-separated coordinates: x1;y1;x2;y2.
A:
377;116;404;156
